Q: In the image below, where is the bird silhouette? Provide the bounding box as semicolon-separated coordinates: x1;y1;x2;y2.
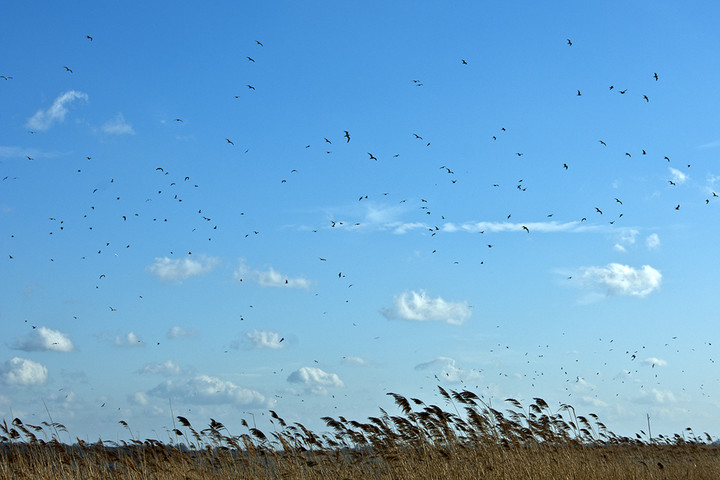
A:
226;138;234;145
595;208;603;214
567;39;572;46
461;59;468;64
368;153;377;161
653;72;659;81
246;85;255;90
64;66;73;72
86;35;93;41
247;57;255;62
256;40;263;46
344;131;350;142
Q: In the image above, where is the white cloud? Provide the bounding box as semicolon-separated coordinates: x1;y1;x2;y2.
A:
130;392;149;405
26;90;88;131
646;233;660;249
167;326;199;339
642;357;668;367
579;263;662;297
1;357;48;385
115;332;145;347
102;113;135;135
13;326;74;352
246;330;285;349
381;290;471;325
138;360;183;375
636;388;678;404
148;255;219;282
669;167;687;184
149;375;273;407
234;261;310;289
445;220;590;234
414;357;482;383
287;367;344;395
342;356;370;366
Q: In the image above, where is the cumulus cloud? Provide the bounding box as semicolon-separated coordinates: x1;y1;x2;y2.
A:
287;367;344;395
26;90;88;131
646;233;660;250
580;263;661;297
149;375;272;407
115;332;145;347
381;290;471;325
13;326;74;352
167;326;199;339
246;330;285;349
1;357;48;385
669;167;687;184
234;261;310;289
414;357;482;383
102;113;135;135
138;360;183;376
148;255;219;282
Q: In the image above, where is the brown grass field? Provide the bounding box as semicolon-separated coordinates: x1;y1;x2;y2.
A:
2;387;719;479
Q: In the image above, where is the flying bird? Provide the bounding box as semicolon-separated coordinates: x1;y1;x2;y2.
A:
368;153;377;161
522;225;530;233
64;66;73;72
247;56;255;62
653;72;659;81
461;59;468;64
643;95;649;102
344;131;350;142
595;207;603;214
599;140;607;146
256;40;263;46
615;198;623;204
246;84;255;90
413;133;423;139
225;138;234;145
567;39;572;46
563;163;568;170
86;35;93;41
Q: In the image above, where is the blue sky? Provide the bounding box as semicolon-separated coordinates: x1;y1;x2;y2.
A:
2;0;720;442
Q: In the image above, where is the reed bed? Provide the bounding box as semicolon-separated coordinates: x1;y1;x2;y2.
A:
2;387;719;479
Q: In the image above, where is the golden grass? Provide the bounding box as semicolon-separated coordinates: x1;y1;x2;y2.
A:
2;387;719;479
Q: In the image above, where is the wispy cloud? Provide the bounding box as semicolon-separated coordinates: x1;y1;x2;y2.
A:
149;375;273;407
148;255;220;283
114;332;145;347
642;357;668;367
246;330;285;349
579;263;662;297
234;261;310;289
12;326;74;352
102;113;135;135
381;290;471;325
167;326;199;339
342;356;370;366
646;233;660;250
1;357;48;385
26;90;88;131
414;357;482;383
443;220;592;234
137;360;184;376
669;167;687;184
287;367;344;395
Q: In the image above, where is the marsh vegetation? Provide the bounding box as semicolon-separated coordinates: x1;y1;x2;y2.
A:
2;387;719;479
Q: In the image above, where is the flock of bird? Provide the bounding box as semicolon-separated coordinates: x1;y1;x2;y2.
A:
3;29;718;432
